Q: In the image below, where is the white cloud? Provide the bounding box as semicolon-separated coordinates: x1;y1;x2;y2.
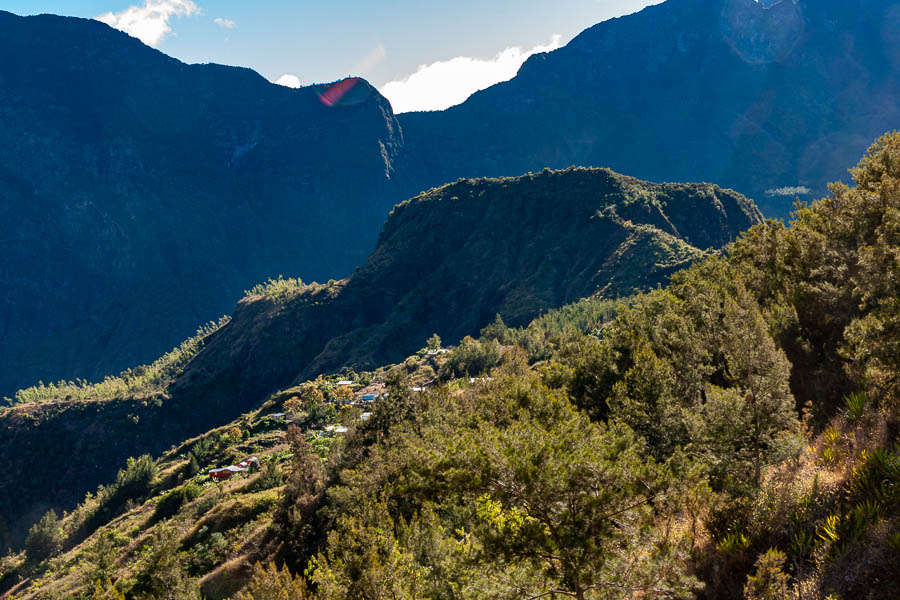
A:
380;35;563;113
214;17;235;29
275;74;302;88
96;0;199;47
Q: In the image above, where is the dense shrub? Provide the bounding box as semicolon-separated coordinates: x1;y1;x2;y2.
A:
438;336;502;378
101;455;157;513
24;509;62;563
234;561;309;599
132;526;200;599
249;460;284;493
151;483;202;524
76;454;159;538
744;549;791;600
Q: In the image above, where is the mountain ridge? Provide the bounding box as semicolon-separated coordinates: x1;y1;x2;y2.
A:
174;167;760;412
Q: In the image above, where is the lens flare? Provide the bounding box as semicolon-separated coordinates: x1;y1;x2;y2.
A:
719;0;803;65
318;77;362;107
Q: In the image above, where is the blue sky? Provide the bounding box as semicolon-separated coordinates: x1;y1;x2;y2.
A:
4;0;660;112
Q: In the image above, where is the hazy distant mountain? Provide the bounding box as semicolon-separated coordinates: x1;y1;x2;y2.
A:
398;0;900;217
0;11;402;396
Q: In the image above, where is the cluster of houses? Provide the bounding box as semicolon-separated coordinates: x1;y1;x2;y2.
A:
315;410;372;437
208;456;259;481
206;374;445;483
263;377;439;444
340;378;438;404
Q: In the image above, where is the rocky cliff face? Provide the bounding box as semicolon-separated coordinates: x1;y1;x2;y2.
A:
397;0;900;218
0;11;402;397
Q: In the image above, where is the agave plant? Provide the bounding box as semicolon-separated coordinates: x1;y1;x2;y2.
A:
716;530;751;554
886;531;900;552
843;391;868;424
820;427;844;466
847;448;900;506
816;513;845;557
789;529;815;563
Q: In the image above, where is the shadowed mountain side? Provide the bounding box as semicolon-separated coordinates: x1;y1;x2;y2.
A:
0;10;402;397
397;0;900;218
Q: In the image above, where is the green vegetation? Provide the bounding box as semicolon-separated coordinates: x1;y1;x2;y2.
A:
151;484;202;524
24;510;62;564
235;562;308;600
75;455;159;538
437;335;502;378
312;373;700;599
2;134;899;599
4;317;230;407
131;526;202;599
243;276;306;302
743;549;791;600
248;460;284;493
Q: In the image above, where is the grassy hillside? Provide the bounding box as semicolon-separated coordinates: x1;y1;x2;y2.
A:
0;297;624;600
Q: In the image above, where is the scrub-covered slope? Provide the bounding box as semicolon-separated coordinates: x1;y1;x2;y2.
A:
0;167;759;551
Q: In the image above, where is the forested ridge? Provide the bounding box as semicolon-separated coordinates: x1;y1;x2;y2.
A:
1;133;898;599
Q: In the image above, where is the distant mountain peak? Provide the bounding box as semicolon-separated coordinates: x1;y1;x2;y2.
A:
397;0;900;219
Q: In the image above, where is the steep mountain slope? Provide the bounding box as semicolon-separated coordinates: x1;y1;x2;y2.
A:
0;167;760;551
0;11;402;397
398;0;900;217
174;167;759;414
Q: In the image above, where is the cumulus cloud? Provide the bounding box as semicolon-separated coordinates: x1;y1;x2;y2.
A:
96;0;199;47
214;17;235;29
275;74;302;88
380;35;563;113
